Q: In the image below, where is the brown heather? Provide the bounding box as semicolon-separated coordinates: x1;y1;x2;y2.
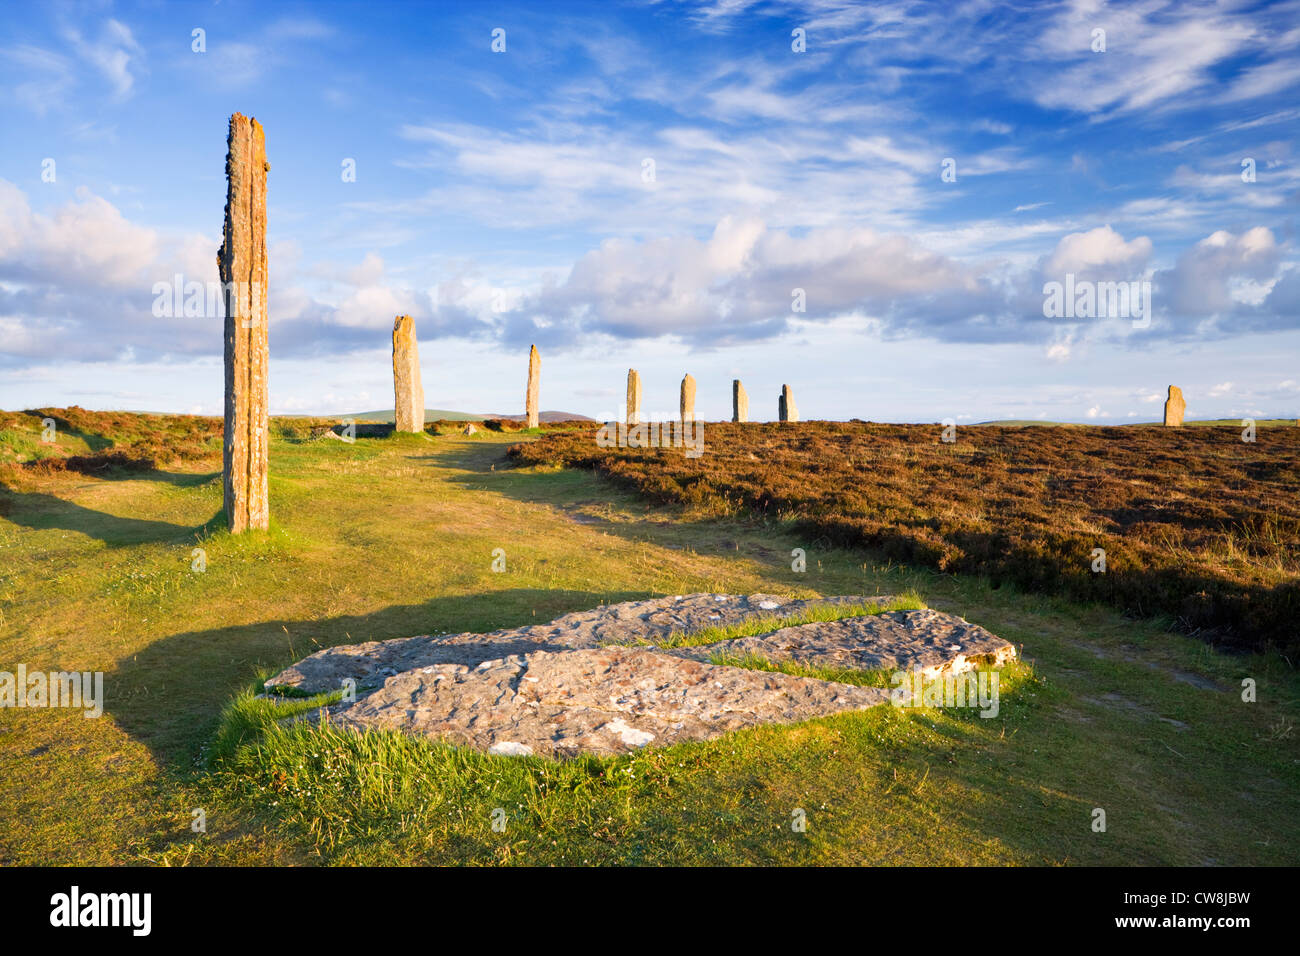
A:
510;421;1300;654
3;406;223;471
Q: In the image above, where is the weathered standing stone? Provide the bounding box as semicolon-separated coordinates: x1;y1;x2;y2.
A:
1163;385;1185;427
218;112;270;534
680;373;696;422
733;379;748;423
779;384;799;423
525;344;541;429
626;368;642;425
392;315;425;433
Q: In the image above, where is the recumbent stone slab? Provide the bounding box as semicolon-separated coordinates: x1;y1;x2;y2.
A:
265;592;873;696
308;646;891;759
267;595;1016;759
670;608;1016;677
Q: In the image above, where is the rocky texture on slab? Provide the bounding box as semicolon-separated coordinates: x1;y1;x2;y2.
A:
309;646;891;759
218;112;270;533
671;609;1017;677
266;594;1017;759
266;593;873;696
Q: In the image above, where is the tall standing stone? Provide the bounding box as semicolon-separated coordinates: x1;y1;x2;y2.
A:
1163;385;1185;427
779;384;799;423
732;380;748;423
392;315;425;433
219;112;270;534
627;369;642;425
680;373;696;423
525;344;541;429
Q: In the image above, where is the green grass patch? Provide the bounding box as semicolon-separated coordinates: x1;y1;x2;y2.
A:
640;592;926;650
208;686;346;766
707;651;894;688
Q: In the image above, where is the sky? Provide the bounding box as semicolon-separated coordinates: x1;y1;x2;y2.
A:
1;0;1298;423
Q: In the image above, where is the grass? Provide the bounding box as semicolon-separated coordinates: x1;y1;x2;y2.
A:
701;651;931;689
510;420;1300;654
634;592;927;649
1;409;1297;866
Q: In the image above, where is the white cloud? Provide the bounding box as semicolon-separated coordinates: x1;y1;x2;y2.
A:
1043;226;1152;278
0;180;159;286
1;44;74;114
1030;1;1257;116
64;19;144;102
1159;227;1280;319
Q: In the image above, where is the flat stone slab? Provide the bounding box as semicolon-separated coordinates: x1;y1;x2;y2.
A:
308;646;891;759
671;609;1016;677
266;595;1017;760
265;593;876;696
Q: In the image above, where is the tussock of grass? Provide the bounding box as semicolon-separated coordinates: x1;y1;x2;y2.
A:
208;687;344;766
706;651;894;687
643;591;926;649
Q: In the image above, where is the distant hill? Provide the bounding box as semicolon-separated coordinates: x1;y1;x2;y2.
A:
349;409;595;423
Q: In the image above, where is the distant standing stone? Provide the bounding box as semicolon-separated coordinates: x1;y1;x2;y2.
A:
525;344;541;429
680;373;696;422
218;112;270;534
1163;385;1185;427
392;315;425;433
733;379;748;423
779;384;799;423
627;369;642;425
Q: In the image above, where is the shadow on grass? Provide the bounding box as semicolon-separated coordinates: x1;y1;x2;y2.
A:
419;439;794;564
22;411;116;454
108;587;657;770
0;480;220;545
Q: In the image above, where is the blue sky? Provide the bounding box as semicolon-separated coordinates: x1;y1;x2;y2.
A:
1;0;1298;422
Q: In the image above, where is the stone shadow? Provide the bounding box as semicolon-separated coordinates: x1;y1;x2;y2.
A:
0;482;217;546
414;439;788;563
